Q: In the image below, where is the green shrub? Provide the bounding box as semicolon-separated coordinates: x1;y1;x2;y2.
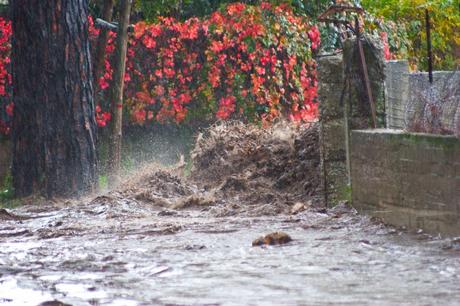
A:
361;0;460;70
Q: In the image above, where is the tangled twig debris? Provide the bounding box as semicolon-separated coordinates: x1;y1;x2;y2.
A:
115;120;322;217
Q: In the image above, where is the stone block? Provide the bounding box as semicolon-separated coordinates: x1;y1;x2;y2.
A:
317;55;344;84
318;84;345;120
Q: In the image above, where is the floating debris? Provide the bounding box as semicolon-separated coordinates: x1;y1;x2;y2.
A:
252;231;293;246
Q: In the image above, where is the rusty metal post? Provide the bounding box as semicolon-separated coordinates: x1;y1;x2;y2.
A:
425;9;433;84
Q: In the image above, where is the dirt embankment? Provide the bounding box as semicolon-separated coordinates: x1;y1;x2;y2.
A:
115;121;322;217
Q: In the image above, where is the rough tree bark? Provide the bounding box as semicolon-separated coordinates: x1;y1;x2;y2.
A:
108;0;132;185
11;0;98;198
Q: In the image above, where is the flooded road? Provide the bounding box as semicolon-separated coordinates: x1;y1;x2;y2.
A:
1;200;459;306
1;123;459;305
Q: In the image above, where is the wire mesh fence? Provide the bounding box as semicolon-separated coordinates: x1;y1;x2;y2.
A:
405;71;460;137
385;62;459;137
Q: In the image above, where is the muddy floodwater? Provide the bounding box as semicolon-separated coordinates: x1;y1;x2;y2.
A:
1;122;460;305
1;200;460;306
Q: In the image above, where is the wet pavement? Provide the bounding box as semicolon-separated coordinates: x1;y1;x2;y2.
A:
1;200;459;306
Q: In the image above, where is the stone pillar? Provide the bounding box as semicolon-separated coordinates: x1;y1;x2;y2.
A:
342;35;386;129
384;60;409;129
318;55;349;206
318;35;386;207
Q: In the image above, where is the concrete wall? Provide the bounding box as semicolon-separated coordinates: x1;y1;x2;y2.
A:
351;129;460;236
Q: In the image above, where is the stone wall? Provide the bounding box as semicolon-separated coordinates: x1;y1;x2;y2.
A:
351;129;460;236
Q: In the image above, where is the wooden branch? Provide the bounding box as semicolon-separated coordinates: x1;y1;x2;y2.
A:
108;0;132;185
93;0;115;96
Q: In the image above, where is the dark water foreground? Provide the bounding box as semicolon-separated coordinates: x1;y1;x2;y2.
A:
0;200;459;306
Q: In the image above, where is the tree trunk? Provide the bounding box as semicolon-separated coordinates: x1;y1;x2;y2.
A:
93;0;114;97
11;0;97;198
108;0;132;185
